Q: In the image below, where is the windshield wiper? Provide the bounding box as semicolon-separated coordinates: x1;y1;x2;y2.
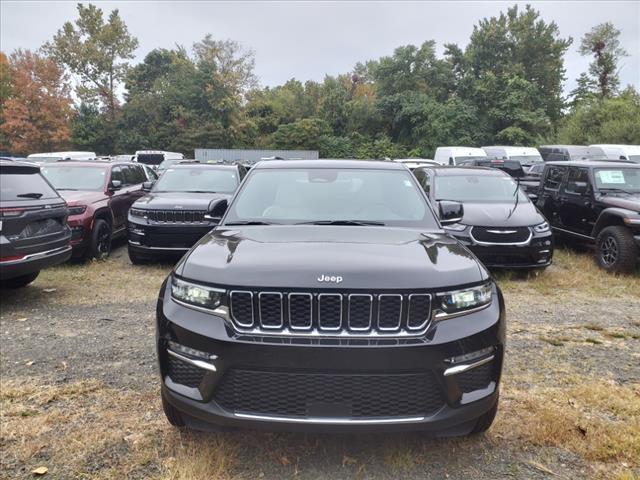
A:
16;192;43;199
224;220;279;226
56;188;79;191
296;220;386;226
185;190;217;193
598;187;634;194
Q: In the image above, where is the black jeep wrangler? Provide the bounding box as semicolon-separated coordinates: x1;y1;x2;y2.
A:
536;161;640;273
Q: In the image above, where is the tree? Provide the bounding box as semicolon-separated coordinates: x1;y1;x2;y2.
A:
578;22;628;98
45;3;138;119
0;52;11;150
0;50;73;154
558;87;640;144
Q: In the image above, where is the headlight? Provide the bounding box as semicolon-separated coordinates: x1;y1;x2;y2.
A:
171;277;223;310
435;282;493;319
129;208;147;218
68;205;87;216
533;221;550;233
443;222;467;232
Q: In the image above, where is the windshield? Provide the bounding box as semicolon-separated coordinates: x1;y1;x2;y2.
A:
158;159;181;170
626;155;640;163
509;155;542;164
435;174;529;203
28;156;63;163
224;168;437;227
41;166;108;191
152;167;238;193
594;168;640;192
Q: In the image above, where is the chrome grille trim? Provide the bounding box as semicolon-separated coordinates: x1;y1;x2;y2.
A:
288;293;313;330
318;293;343;331
258;292;284;329
406;294;432;331
347;294;373;331
228;291;434;337
229;291;254;328
469;226;532;246
145;209;208;223
377;294;403;331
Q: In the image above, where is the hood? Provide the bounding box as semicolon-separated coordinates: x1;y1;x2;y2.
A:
57;190;105;205
134;191;231;210
460;201;544;227
177;226;488;290
596;193;640;213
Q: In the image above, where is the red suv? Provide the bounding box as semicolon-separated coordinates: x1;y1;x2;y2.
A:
41;161;146;259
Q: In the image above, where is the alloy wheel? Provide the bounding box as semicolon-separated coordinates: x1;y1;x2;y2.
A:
600;236;618;266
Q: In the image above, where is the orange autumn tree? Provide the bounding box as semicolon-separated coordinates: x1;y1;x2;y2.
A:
0;49;73;155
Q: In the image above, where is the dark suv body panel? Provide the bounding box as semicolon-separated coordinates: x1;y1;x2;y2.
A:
0;161;71;285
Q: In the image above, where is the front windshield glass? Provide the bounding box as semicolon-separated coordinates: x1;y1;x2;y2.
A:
435;174;529;203
158;159;181;170
454;156;486;163
152;167;238;193
41;166;108;191
224;168;437;227
628;155;640;163
594;168;640;192
509;155;542;164
29;156;63;163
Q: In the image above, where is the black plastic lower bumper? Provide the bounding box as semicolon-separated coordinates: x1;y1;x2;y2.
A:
156;280;506;433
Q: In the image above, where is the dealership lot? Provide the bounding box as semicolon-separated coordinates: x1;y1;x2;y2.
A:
1;244;638;479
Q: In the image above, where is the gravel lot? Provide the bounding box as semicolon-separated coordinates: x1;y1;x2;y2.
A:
1;244;639;479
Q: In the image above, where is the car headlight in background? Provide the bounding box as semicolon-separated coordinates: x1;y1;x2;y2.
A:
443;222;467;232
129;208;147;218
435;282;493;319
171;277;224;310
533;221;550;233
67;205;87;216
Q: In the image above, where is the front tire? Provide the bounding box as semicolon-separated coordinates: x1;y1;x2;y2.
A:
469;395;499;435
595;226;637;273
128;248;149;265
161;390;185;427
0;271;39;289
89;219;112;260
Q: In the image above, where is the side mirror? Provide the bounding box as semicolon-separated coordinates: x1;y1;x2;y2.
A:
204;198;228;223
573;183;589;195
527;193;539;202
142;181;153;191
108;179;122;191
438;200;464;225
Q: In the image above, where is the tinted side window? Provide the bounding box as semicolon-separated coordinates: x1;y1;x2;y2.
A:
413;169;431;195
132;165;146;184
110;167;123;184
565;167;590;194
543;166;567;190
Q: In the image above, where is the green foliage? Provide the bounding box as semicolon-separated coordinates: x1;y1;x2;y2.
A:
558;87;640;144
578;22;628;98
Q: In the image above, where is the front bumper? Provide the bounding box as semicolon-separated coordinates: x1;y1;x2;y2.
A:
128;217;214;255
449;229;553;269
156;280;505;433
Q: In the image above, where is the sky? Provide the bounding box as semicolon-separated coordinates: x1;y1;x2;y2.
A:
1;1;639;96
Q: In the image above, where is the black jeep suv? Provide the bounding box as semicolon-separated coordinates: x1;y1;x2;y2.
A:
157;160;505;435
537;161;640;273
0;160;71;288
127;163;246;263
413;166;553;270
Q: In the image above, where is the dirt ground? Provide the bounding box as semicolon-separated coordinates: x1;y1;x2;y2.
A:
1;243;638;480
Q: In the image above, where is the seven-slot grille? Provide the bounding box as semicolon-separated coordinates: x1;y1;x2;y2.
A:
145;209;207;223
470;226;531;244
229;290;432;336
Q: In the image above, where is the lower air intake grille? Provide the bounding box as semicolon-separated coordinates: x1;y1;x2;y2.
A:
214;369;444;418
456;362;493;393
167;355;206;388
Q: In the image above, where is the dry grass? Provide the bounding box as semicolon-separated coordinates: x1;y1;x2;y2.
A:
494;248;640;299
496;379;640;475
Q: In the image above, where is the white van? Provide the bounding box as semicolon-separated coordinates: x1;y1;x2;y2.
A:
589;144;640;163
27;151;97;163
433;147;487;166
134;150;184;167
482;146;543;167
